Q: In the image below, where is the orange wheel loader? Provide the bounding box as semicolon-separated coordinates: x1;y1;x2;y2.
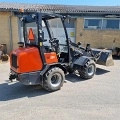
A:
9;12;114;92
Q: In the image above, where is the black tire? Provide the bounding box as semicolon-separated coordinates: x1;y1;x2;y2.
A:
79;60;96;79
43;67;65;92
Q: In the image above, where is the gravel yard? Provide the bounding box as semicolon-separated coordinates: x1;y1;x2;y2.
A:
0;59;120;120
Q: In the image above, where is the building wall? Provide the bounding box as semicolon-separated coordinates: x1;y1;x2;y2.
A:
11;13;19;51
0;12;19;54
1;11;120;54
76;18;120;49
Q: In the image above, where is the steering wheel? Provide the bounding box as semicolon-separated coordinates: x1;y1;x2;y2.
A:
49;38;58;43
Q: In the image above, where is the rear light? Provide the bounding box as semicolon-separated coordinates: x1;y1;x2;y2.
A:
11;54;17;69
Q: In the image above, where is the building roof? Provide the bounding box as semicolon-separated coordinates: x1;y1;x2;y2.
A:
0;2;120;14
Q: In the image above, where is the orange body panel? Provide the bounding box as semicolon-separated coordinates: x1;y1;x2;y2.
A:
10;47;43;73
44;52;58;64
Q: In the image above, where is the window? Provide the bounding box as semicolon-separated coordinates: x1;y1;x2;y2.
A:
84;19;102;29
64;18;75;28
103;20;119;29
57;18;63;28
84;18;120;30
49;18;75;28
48;19;57;27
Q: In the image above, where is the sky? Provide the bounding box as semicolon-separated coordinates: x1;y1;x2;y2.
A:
0;0;120;6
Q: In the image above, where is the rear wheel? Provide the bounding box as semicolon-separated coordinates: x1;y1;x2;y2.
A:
79;60;96;79
43;67;65;91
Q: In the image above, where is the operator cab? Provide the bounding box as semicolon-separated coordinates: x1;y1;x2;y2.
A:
20;13;70;63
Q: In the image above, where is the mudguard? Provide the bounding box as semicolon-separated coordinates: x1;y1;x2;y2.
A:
73;56;91;68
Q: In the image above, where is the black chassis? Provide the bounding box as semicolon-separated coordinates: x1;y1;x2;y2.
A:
9;63;67;85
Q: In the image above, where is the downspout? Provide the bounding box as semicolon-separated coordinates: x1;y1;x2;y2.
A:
8;11;13;52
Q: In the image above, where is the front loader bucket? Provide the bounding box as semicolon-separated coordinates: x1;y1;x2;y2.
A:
92;49;114;66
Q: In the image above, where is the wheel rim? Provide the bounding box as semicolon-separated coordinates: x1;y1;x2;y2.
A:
51;73;62;87
87;64;95;76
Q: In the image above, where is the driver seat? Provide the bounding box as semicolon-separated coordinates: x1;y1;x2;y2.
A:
50;38;60;55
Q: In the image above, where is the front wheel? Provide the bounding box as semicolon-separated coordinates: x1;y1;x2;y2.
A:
43;67;65;92
79;60;96;79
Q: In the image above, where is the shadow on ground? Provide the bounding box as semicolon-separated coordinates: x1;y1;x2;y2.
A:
96;68;110;75
65;67;110;83
0;81;49;101
0;68;110;101
112;56;120;60
65;74;87;83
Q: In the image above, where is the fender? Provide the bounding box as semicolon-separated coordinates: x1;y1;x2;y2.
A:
73;56;92;69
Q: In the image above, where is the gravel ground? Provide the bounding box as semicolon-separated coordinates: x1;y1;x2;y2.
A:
0;59;120;120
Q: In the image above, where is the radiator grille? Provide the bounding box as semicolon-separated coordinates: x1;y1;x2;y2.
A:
11;54;17;69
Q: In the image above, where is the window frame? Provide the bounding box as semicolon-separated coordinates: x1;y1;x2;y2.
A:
84;18;102;29
102;19;120;29
84;18;120;30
